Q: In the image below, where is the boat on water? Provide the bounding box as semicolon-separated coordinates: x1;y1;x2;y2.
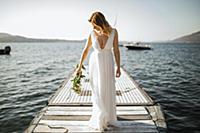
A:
0;46;11;55
124;42;151;50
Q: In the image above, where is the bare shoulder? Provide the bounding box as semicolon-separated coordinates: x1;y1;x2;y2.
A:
113;28;117;31
112;28;118;35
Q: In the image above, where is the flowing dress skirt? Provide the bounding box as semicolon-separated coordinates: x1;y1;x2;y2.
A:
88;50;118;131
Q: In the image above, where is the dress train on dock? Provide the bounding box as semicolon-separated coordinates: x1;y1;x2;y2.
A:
87;28;119;131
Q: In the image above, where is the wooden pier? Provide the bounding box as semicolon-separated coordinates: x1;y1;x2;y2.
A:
25;66;167;133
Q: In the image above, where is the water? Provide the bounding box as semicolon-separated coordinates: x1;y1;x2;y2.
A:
0;42;200;133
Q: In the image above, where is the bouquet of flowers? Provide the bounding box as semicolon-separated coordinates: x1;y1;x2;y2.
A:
70;64;86;94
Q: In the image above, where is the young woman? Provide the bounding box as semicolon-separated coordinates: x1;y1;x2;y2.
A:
76;11;121;131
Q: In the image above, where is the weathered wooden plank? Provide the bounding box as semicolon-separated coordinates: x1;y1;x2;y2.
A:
47;106;146;111
62;126;158;133
39;120;155;126
41;119;155;125
42;115;151;121
45;110;148;116
38;120;158;133
33;121;158;133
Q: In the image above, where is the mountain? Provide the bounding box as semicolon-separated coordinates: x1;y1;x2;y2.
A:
172;31;200;43
0;33;85;43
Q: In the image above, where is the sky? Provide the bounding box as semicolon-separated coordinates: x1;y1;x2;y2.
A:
0;0;200;42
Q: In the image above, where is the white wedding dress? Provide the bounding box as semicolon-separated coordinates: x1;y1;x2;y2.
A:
88;28;118;131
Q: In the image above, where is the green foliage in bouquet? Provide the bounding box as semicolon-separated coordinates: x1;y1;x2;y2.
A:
70;64;86;94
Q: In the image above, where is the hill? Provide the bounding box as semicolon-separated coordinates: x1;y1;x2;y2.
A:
0;33;84;43
172;31;200;43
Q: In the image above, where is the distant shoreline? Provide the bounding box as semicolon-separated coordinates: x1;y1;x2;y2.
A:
0;33;86;43
0;40;86;43
0;30;200;43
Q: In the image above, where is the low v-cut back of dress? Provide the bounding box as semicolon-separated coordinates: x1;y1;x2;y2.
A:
88;28;118;131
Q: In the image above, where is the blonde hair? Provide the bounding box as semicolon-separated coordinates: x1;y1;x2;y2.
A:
88;11;112;36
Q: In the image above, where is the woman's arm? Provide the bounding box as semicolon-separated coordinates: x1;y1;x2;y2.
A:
113;29;121;77
77;33;92;70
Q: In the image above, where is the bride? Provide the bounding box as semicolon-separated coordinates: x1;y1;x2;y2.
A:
76;11;121;132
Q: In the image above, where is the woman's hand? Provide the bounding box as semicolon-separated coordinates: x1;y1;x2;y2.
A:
75;65;82;76
116;67;121;77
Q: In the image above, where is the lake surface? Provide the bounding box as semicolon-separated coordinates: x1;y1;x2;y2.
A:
0;42;200;133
